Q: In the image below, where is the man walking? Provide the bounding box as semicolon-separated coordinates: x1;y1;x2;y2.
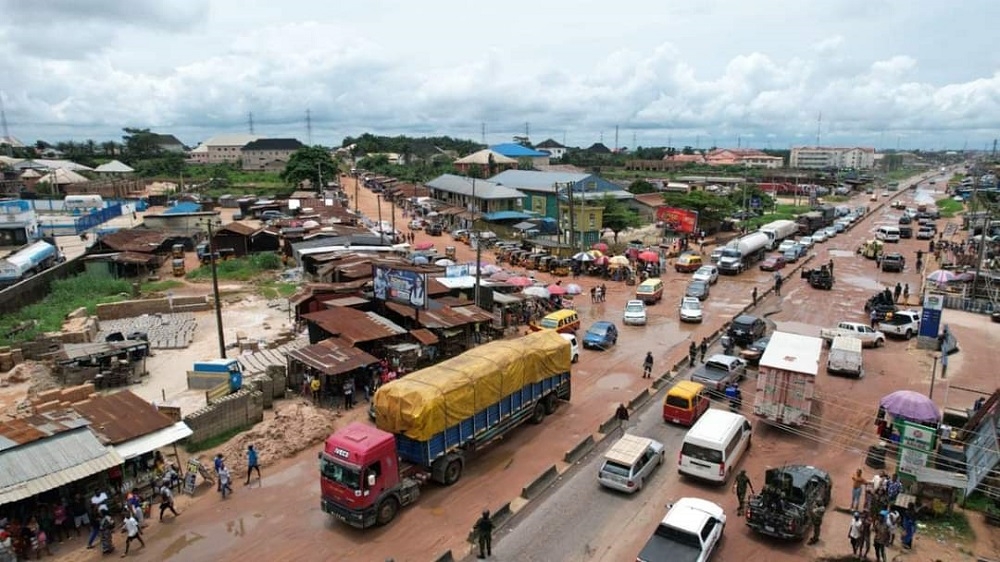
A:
158;483;179;521
600;283;607;302
121;511;145;557
873;515;890;562
752;286;758;306
219;463;233;498
615;403;630;435
473;510;493;559
245;444;261;486
214;453;224;492
807;501;825;545
642;352;654;379
699;339;708;363
343;380;355;409
688;341;697;367
310;376;321;405
902;283;910;305
773;272;783;296
894;282;902;303
734;469;754;516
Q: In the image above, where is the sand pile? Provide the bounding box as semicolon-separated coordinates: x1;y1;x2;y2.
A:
1;361;57;392
217;399;341;467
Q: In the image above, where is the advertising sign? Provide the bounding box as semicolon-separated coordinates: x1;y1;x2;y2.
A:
965;406;999;495
919;293;944;338
445;265;469;278
656;207;699;234
373;265;427;308
898;421;937;476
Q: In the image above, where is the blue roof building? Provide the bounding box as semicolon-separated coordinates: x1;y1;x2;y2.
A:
489;143;552;166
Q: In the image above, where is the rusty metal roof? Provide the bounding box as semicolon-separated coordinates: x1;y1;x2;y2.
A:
218;222;258;236
410;328;439;345
288;280;369;306
385;301;494;329
287;338;378;376
93;228;184;254
71;390;175;445
0;410;91;451
302;307;406;345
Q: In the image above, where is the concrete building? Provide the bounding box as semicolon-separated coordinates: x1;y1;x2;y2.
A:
199;134;261;164
241;138;305;171
424;174;525;214
705;149;783;169
534;139;567;160
489;143;552;168
790;147;876;170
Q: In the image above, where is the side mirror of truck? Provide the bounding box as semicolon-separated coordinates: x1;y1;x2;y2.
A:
367;473;376;487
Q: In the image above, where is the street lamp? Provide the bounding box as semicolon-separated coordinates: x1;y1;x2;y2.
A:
203;217;226;358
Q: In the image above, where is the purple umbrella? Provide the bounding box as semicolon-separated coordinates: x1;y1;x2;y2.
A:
879;390;940;423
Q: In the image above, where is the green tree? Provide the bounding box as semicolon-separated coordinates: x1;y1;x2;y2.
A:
600;194;642;243
121;128;162;162
628;179;656;194
661;190;735;225
281;146;337;187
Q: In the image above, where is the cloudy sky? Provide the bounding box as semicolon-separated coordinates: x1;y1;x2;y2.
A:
2;0;999;151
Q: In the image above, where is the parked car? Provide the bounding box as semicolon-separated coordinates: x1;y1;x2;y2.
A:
426;223;443;236
783;247;800;263
898;215;912;225
760;255;786;271
777;240;798;253
679;297;703;323
823;226;838;238
686;280;710;301
582;321;618;349
623;300;647;326
798;236;814;248
728;314;767;346
832;221;848;233
880;252;905;272
692;265;719;285
917;227;935;239
811;230;828;243
408;219;424;230
739;336;771;366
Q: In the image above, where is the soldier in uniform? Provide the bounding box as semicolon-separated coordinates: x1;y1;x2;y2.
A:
807;501;826;545
473;510;494;559
734;469;754;516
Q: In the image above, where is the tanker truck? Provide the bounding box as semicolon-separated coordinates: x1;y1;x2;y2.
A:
319;330;571;528
717;231;769;275
0;241;60;286
758;219;798;250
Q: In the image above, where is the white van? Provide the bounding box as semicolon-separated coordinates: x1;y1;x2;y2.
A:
875;225;900;243
63;194;104;211
678;409;752;483
828;335;863;378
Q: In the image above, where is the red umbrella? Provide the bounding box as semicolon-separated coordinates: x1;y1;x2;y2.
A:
593;256;609;265
547;283;567;295
414;242;434;251
507;276;533;287
489;271;511;282
592;242;609;252
638;250;659;262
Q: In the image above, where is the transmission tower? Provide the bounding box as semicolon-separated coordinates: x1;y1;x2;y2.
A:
248;111;255;135
306;108;313;145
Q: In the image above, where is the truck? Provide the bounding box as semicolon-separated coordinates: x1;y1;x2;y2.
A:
745;465;832;540
717;231;769;275
877;310;921;340
690;354;746;394
753;331;822;427
827;336;863;378
319;331;571;528
637;497;726;562
0;241;60;286
819;322;886;348
795;211;826;234
758;220;798;250
186;358;244;390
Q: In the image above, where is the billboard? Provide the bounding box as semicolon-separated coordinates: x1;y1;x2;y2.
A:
373;265;427;308
656;207;698;234
919;293;944;338
897;421;937;476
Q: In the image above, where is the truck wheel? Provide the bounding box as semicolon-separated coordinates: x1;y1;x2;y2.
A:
905;330;913;340
875;338;884;348
529;402;546;424
543;394;558;415
376;497;399;526
443;460;463;485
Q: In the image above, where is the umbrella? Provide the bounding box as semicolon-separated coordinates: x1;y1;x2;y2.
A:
435;259;455;266
414;242;434;251
594;256;609;266
565;283;583;295
489;271;511;282
523;286;550;298
926;270;955;284
587;249;604;259
412;256;429;265
879;390;940;424
573;252;594;262
609;255;629;266
481;264;502;275
592;242;609;252
508;276;533;287
547;283;567;296
638;250;659;262
954;271;976;282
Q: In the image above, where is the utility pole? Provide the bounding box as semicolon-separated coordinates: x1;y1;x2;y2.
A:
205;219;226;358
377;193;384;245
565;182;576;250
614;125;619;153
473;177;482;307
317;162;323;190
815;112;822;146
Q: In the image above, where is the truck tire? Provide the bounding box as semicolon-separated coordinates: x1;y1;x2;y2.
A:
443;459;463;486
543;394;558;415
904;329;913;340
874;338;884;348
529;402;546;424
376;497;399;526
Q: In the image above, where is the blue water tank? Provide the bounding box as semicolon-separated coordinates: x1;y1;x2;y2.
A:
229;370;243;392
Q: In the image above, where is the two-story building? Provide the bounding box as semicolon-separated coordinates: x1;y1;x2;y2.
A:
424;174;525;216
192;134;261;165
705;149;783;169
790;146;876;170
241;138;305;171
534;139;567;160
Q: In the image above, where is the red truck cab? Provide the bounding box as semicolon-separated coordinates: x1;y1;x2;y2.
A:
319;422;421;528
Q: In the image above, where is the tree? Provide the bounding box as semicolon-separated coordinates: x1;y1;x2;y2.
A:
121;128;162;162
600;195;642;243
661;190;735;226
628;180;656;194
281;146;337;187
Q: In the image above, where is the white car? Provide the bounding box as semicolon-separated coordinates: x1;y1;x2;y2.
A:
777;240;797;253
623;300;648;326
408;219;424;230
811;230;828;243
823;226;838;238
692;265;719;285
798;236;814;248
560;333;580;363
679;297;703;323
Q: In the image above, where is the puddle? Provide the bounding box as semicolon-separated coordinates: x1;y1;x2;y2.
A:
838;274;883;290
595;372;635;390
162;531;205;559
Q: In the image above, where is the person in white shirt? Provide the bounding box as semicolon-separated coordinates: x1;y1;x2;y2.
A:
121;513;145;557
90;491;109;512
158;485;179;521
219;464;233;498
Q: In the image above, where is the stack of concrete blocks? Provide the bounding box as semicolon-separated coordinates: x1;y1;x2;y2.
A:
248;375;274;409
30;383;98;413
95;296;211;321
183;388;264;446
18;337;63;361
265;365;287;398
0;347;22;372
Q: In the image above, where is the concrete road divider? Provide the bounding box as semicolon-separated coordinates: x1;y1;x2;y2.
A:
598;414;619;434
563;435;596;464
520;465;559;500
628;388;651;410
434;550;454;561
466;502;513;543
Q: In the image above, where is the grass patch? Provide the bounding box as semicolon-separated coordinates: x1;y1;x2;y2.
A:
960;492;995;513
775;203;813;215
885;168;921;181
186;253;283;282
142;279;184;293
936;197;964;218
185;424;251;453
922;510;975;542
0;273;131;345
824;195;850;203
257;281;298;299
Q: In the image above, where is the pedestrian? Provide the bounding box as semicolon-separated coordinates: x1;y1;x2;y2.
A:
615;403;630;434
214;453;224;491
774;273;783;296
590;287;596;304
725;382;741;412
125;488;145;529
699;339;708;363
752;286;758;306
886;473;902;504
219;463;233;498
886;508;900;546
828;258;834;274
848;512;863;556
873;515;890;562
860;511;873;560
600;283;607;302
734;469;754;516
894;282;902;303
70;494;87;538
158;483;179;521
310;376;321;405
642;352;653;378
245;444;261;486
869;308;878;329
900;502;917;549
473;510;493;559
98;509;115;554
807;501;825;545
688;341;697;367
850;468;865;511
343;380;355;409
85;505;103;549
903;283;910;304
120;512;145;557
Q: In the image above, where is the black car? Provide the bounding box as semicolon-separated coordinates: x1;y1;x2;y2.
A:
729;314;767;346
898;215;912;225
881;253;905;272
685;280;710;301
739;336;771;366
898;225;913;239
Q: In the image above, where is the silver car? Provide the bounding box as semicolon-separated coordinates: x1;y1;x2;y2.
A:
597;434;666;493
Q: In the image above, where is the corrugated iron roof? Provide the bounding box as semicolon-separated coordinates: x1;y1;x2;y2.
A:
287;339;378;376
385;302;494;329
71;390;174;445
302;307;406;345
0;428;124;506
0;410;91;451
114;421;192;460
410;328;439;345
93;229;182;254
218;222;258;236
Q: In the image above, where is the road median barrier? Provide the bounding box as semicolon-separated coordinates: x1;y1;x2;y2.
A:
628;388;651;410
434;550;454;562
598;414;619;435
563;435;596;464
466;502;513;544
520;465;559;500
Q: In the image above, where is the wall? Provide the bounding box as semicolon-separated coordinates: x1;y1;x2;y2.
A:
183;388;264;445
95;295;211;320
0;257;85;315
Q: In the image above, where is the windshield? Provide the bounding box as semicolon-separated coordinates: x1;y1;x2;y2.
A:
319;456;361;490
587;325;608;336
682;301;699;310
721;248;741;258
696;267;712;275
540;318;559;329
654;524;700;548
626;303;644;313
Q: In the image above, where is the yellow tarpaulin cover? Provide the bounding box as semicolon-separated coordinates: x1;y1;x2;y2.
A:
374;331;570;441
